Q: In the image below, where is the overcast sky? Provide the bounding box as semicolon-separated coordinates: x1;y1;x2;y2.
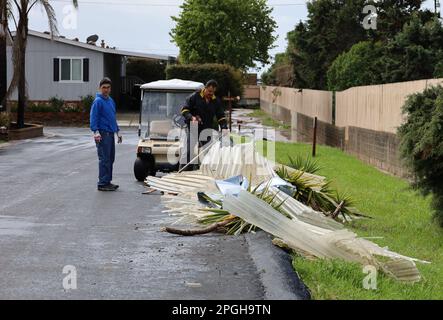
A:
23;0;436;73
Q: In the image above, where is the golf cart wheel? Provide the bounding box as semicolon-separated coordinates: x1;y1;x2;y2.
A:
134;157;152;182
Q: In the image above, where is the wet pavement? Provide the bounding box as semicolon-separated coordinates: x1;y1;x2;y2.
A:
0;127;303;300
231;109;292;142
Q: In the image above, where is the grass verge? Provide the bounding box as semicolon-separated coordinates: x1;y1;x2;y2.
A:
272;141;443;300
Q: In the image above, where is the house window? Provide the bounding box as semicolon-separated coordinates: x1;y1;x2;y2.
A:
54;58;90;82
59;58;83;82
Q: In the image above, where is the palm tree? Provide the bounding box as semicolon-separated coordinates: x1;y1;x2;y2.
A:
0;0;9;112
8;0;78;128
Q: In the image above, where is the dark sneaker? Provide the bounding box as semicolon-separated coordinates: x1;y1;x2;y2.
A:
98;184;117;192
110;183;119;190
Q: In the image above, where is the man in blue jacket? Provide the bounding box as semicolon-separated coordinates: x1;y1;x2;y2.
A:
90;78;123;192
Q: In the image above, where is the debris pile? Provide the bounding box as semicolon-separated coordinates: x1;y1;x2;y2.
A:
145;142;429;283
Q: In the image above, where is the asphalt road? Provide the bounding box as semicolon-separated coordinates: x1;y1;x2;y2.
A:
0;127;306;300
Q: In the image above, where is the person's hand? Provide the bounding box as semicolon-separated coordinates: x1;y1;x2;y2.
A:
191;116;202;124
117;134;123;144
94;132;102;143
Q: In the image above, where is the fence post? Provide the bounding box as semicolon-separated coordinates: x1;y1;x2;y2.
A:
312;117;318;157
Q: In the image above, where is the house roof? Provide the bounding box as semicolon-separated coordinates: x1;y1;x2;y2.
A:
11;30;174;61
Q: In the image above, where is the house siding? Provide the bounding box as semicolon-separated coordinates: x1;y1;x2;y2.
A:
7;35;104;101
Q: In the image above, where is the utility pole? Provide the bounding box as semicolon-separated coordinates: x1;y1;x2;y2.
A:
436;0;441;18
0;0;7;112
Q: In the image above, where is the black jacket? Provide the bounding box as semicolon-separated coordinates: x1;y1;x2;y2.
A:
181;89;228;132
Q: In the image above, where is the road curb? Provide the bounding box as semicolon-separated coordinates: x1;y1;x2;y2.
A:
245;231;311;300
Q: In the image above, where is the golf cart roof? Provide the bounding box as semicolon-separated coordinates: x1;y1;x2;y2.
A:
140;79;205;91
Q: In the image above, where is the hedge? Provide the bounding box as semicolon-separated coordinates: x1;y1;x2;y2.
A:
165;63;244;98
127;58;167;83
398;85;443;226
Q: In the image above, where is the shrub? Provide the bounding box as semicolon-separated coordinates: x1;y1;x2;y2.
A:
166;63;244;98
327;41;384;91
9;102;18;113
80;95;95;113
29;103;59;113
48;96;64;112
398;85;443;226
62;103;82;113
0;112;10;128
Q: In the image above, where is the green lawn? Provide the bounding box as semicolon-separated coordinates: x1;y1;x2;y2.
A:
272;142;443;300
246;109;291;130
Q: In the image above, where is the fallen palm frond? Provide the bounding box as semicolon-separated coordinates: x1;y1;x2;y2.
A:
199;182;287;236
223;190;429;283
146;172;218;195
161;216;236;236
149;141;428;283
200;142;275;186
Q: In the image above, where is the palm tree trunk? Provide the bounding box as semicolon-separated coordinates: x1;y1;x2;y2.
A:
16;12;27;128
0;0;7;111
17;48;25;128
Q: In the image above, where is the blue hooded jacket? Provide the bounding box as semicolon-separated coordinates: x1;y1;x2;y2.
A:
90;93;120;133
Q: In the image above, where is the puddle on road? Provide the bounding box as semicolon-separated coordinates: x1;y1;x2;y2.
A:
231;109;292;142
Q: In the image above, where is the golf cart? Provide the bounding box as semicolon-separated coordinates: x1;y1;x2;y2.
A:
134;79;205;182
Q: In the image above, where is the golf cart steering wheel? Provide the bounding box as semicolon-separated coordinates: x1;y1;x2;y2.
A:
173;114;187;129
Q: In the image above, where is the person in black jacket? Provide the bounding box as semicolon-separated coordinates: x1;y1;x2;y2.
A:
179;80;228;170
181;80;228;133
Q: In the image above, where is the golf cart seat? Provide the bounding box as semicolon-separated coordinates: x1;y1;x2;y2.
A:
150;120;174;136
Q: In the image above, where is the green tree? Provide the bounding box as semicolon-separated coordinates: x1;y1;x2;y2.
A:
369;0;431;41
287;0;367;90
380;15;443;84
285;0;432;90
170;0;277;69
327;41;384;91
261;52;293;86
7;0;78;128
398;85;443;226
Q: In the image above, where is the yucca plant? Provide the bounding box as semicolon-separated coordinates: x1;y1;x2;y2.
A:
288;154;322;174
278;155;371;221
